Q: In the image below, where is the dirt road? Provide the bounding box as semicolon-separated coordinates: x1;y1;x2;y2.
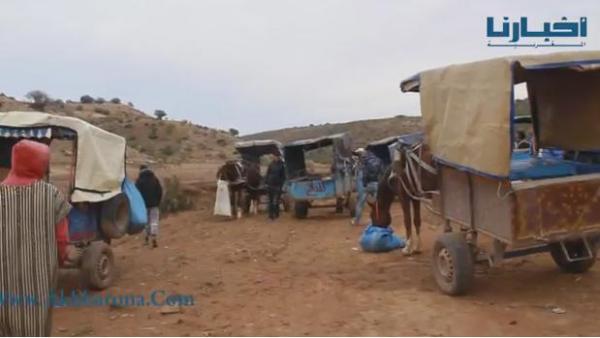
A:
53;205;600;336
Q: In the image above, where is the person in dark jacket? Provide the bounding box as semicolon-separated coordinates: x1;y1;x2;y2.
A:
265;153;286;220
136;165;163;248
353;150;384;226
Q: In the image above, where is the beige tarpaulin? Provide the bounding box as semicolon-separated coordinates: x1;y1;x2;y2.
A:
403;51;600;177
0;112;126;202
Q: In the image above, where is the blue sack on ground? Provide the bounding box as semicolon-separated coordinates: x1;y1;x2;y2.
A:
122;178;148;234
359;224;405;252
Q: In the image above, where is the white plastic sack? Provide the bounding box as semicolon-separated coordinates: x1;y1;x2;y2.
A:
214;179;232;216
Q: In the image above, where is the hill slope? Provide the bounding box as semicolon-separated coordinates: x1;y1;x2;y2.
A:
243;115;422;148
0;93;237;164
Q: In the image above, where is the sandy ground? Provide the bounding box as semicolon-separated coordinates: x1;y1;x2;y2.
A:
52;204;600;336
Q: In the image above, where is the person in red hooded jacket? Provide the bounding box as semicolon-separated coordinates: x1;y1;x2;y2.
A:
0;139;71;336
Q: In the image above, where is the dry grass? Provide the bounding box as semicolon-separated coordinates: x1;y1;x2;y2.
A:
0;94;238;166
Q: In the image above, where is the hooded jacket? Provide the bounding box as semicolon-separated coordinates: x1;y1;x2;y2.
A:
136;169;163;208
1;139;70;265
3;139;49;185
362;150;384;186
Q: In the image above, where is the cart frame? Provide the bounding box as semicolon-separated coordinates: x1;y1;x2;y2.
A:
283;133;356;218
400;52;600;295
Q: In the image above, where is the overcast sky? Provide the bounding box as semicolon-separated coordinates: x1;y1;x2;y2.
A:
0;1;597;134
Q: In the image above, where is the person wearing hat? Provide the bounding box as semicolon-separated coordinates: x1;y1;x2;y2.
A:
135;164;163;248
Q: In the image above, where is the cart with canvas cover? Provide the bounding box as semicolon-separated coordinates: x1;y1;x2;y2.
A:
284;133;355;218
0;111;146;290
400;51;600;295
234;139;289;212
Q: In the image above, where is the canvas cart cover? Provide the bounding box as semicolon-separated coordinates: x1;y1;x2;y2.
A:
401;51;600;177
0;112;126;202
235;139;283;162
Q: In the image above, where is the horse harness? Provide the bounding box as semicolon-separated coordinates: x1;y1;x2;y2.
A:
389;142;439;201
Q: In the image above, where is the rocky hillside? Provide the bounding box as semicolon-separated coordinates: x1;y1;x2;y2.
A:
243;115;422;149
0;93;237;164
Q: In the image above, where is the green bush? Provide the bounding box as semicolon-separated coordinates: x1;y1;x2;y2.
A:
160;176;195;214
160;145;175;157
26;90;51;111
80;95;94;103
94;107;110;115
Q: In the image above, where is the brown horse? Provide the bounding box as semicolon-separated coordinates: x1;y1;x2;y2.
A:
368;142;438;255
216;160;246;219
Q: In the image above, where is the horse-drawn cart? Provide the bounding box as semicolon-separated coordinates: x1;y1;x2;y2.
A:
400;51;600;295
284;133;355;218
234;139;289;213
365;136;400;166
0;111;146;290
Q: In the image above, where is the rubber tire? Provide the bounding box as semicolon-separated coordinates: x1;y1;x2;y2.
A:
347;195;357;218
294;201;309;219
100;193;130;239
432;232;475;296
549;240;596;274
82;241;115;290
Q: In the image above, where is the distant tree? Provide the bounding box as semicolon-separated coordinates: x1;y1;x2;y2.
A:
229;128;239;137
25;90;51;111
127;102;134;107
110;97;121;104
80;95;94;104
95;97;106;104
154;109;167;120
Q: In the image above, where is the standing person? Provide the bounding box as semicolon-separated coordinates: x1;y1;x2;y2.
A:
351;149;365;226
353;150;384;226
265;152;286;220
0;140;71;336
136;165;163;248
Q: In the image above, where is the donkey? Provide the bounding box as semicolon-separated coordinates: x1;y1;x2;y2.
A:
216;160;247;219
368;142;438;255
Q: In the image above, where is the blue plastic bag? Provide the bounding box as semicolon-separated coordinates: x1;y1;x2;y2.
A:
359;224;405;252
122;178;148;234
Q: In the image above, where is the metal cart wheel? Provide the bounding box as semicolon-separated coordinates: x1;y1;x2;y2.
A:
432;232;474;296
294;201;309;219
82;241;115;290
549;239;597;274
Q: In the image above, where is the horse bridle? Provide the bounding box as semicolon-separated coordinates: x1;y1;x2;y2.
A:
388;142;439;201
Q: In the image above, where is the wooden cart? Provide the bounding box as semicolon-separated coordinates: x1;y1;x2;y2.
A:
400;51;600;295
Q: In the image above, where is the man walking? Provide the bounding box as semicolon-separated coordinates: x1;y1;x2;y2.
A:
353;150;384;226
0;140;71;336
136;165;163;248
265;152;286;220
